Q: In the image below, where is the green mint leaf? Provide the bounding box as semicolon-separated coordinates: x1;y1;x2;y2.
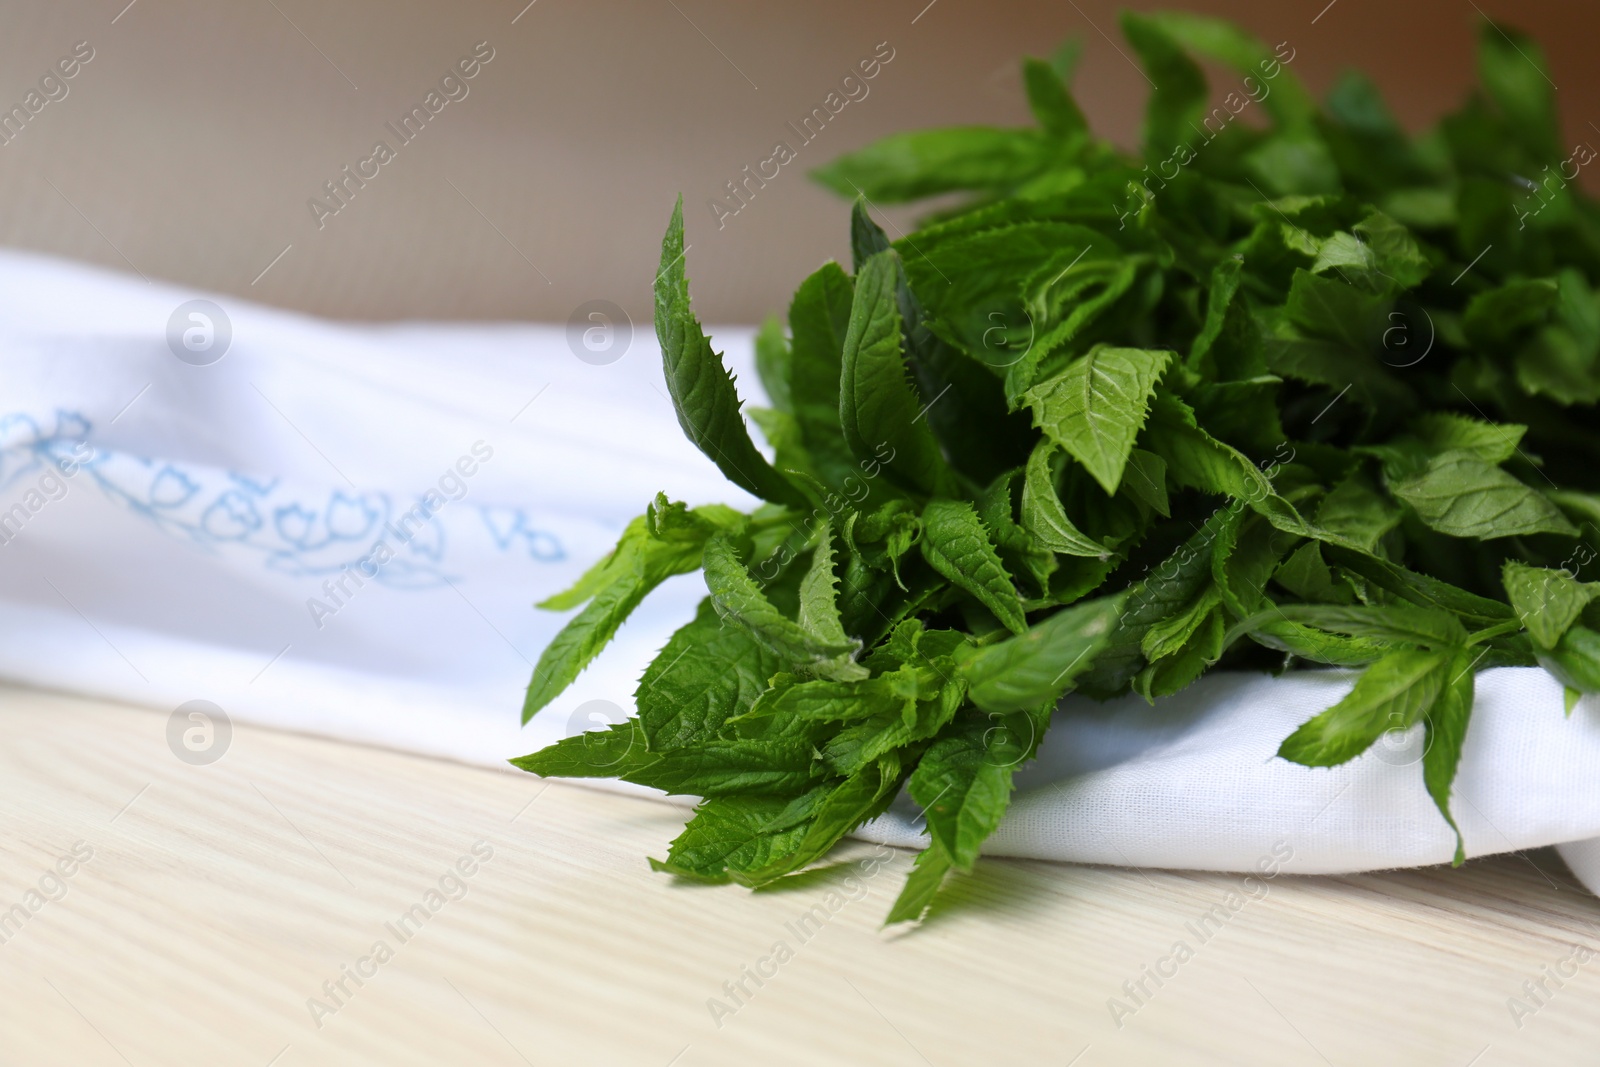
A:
889;236;1035;487
626;738;823;797
523;524;706;722
1133;603;1225;701
1121;448;1171;518
702;533;867;680
797;520;851;646
909;720;1021;870
1274;542;1349;603
736;761;906;885
897;220;1121;371
1141;12;1317;129
1321;544;1515;625
1463;280;1559;352
1516;271;1600;405
510;719;656;778
822;681;964;777
1314;471;1402;554
636;598;782;751
850;196;892;273
1141;586;1224;662
747;406;812;478
885;844;954;926
537;512;651;612
1423;647;1477;866
840;250;958;497
754;315;793;415
1266;271;1414;413
1119;12;1207;165
957;594;1122;712
1078;512;1225;697
1021;56;1087;139
1237;618;1397;666
1354;211;1430;288
1407;412;1526;465
1501;561;1600;649
647;494;744;542
1265;604;1469;648
650;795;816;882
741;669;919;726
1187;258;1245;375
812;128;1058;203
1535;625;1600;694
919;498;1028;635
1143;393;1316;540
1278;648;1453;766
787;261;859;488
1477;18;1559;161
1389;450;1576;540
1212;506;1296;618
655;197;806;508
1023;345;1171;496
1020;441;1111;558
977;470;1059;595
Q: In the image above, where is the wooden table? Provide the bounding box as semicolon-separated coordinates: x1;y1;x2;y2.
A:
2;683;1597;1066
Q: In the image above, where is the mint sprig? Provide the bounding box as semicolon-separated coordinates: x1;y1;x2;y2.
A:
514;12;1600;923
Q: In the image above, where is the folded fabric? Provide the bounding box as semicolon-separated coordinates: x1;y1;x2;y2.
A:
2;250;1596;893
861;668;1600;888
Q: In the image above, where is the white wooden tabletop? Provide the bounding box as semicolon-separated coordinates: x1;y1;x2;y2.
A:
2;683;1597;1066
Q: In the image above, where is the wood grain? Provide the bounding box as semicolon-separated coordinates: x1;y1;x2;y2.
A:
1;683;1597;1066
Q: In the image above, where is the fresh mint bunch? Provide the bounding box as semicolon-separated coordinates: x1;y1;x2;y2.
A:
514;12;1600;923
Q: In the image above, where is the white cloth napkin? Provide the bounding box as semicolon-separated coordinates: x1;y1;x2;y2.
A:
2;249;1597;891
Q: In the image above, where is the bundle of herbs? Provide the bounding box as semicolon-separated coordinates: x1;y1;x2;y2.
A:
513;13;1600;923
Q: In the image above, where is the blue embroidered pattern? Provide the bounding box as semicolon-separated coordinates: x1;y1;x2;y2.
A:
0;410;566;587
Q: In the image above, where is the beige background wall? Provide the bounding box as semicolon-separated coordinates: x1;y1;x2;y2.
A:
1;0;1595;325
